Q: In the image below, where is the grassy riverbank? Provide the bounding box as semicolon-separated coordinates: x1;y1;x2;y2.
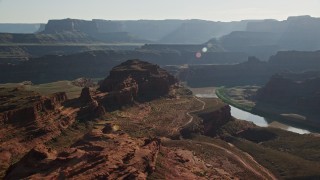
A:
216;86;320;178
216;86;320;133
215;87;254;112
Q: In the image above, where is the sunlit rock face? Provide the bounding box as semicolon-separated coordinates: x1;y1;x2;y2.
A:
98;59;177;106
5;133;161;180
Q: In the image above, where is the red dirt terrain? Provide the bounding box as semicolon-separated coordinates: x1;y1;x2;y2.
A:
0;59;276;179
5;125;161;179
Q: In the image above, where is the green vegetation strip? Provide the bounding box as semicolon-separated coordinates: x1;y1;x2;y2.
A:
215;87;253;111
216;87;320;132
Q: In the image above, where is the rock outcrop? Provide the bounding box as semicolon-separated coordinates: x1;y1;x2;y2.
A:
0;89;67;125
98;59;177;108
72;77;96;87
77;87;105;119
0;60;179;179
0;87;105;177
5;128;161;180
0;88;72;177
201;105;232;136
1;57;284;179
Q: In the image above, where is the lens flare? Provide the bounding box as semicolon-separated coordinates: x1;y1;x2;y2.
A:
196;52;202;59
202;47;208;53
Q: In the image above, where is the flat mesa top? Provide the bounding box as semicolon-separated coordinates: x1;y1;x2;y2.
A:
111;60;166;75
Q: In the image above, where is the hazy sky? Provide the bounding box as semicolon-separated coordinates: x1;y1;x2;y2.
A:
0;0;319;23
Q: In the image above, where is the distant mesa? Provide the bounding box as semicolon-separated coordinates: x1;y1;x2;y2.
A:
40;18;150;43
1;15;320;62
220;15;320;59
42;18;99;34
39;18;250;44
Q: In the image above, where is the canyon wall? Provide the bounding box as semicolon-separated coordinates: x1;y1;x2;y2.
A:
183;51;320;87
0;50;248;84
256;72;320;115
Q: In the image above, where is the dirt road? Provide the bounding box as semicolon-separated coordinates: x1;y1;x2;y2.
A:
182;96;206;128
175;96;276;179
181;96;276;179
195;141;277;180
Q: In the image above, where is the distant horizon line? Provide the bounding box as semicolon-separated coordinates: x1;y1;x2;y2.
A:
0;15;318;24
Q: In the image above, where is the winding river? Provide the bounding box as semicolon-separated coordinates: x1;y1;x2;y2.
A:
190;87;311;134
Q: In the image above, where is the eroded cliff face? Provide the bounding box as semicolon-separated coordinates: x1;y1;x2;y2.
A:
5;126;161;180
77;87;106;119
0;59;179;178
97;59;177;108
201;105;232;136
0;87;105;177
0;90;67;125
0;60;255;179
0;89;69;177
